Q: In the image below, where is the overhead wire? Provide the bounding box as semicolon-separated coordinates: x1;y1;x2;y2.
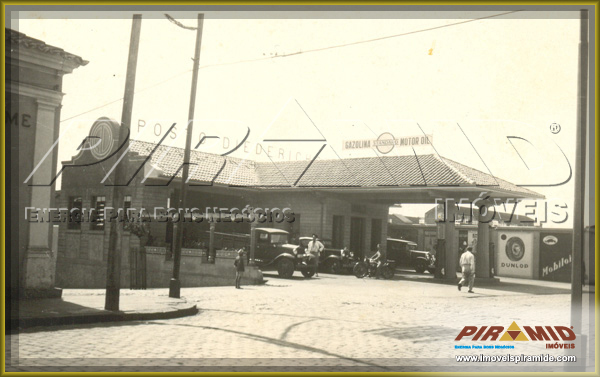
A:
61;10;522;123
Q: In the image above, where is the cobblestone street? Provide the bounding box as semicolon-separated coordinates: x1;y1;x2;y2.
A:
6;273;595;372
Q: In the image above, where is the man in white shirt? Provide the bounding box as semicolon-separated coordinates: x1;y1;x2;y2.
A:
458;246;475;293
307;234;324;277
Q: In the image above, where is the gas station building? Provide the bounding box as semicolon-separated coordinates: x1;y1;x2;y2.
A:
55;118;543;288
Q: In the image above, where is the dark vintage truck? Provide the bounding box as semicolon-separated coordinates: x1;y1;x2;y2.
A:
386;238;436;274
212;228;316;279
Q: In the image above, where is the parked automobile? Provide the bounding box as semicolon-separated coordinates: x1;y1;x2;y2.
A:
210;228;316;278
294;237;358;274
386;238;436;274
253;228;316;278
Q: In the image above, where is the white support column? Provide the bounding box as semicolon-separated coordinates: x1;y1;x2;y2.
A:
476;205;491;279
24;100;60;291
443;199;458;280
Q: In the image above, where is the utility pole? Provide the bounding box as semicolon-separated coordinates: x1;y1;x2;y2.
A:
169;13;205;298
105;14;142;311
570;9;588;335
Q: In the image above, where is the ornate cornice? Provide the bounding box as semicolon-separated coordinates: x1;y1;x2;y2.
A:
6;28;89;68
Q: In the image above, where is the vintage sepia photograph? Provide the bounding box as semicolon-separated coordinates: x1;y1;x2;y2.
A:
4;4;597;373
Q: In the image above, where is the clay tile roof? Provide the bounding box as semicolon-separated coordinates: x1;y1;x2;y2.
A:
439;156;541;197
127;140;542;198
6;28;89;66
129;140;259;186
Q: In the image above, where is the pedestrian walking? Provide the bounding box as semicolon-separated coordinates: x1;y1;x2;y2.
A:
234;247;246;289
307;234;324;277
458;246;475;293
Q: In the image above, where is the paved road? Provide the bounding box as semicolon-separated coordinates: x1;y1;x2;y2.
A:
6;273;594;372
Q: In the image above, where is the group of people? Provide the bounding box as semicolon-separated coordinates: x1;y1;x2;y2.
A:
234;235;476;292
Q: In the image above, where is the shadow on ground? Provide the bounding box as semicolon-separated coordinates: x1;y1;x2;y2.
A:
392;271;571;295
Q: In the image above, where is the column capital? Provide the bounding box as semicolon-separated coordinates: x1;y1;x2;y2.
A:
36;99;60;111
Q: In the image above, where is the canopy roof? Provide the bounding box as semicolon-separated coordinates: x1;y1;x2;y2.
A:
128;140;544;204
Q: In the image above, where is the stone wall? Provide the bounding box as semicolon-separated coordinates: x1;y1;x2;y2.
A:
56;247;263;288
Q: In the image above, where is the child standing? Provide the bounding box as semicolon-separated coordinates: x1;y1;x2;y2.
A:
234;247;246;289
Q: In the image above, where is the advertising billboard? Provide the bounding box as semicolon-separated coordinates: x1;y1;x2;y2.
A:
496;231;534;278
539;231;572;283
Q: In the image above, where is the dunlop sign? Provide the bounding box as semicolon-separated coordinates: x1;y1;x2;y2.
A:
343;132;433;154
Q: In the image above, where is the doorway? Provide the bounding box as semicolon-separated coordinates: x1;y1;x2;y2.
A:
350;217;365;258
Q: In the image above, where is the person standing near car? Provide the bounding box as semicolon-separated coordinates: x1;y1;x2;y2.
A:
458;246;475;293
234;247;246;289
307;234;324;277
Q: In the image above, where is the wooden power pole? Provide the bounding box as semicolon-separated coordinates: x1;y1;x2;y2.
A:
169;14;205;298
105;14;142;311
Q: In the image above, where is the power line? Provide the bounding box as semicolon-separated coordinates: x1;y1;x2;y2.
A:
165;14;197;31
176;9;523;70
62;10;522;123
60;69;192;123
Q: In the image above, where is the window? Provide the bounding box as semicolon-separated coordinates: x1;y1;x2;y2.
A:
123;195;132;221
91;196;106;231
270;233;288;244
68;196;83;230
332;215;344;248
123;195;132;209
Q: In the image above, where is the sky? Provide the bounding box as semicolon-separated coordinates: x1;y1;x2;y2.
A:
13;10;585;228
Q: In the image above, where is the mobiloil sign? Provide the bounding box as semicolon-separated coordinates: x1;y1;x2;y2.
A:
539;232;572;282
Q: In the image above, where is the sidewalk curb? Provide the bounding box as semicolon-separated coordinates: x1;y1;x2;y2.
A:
9;304;199;333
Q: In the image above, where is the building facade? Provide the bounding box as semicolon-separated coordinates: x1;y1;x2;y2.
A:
7;28;87;298
55;120;389;288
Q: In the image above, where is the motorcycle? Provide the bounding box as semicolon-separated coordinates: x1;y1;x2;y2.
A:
353;258;395;279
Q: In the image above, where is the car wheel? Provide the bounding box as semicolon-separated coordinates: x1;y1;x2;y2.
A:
329;260;342;274
353;262;368;278
414;260;427;274
277;258;295;279
382;266;394;279
301;269;315;278
427;267;436;274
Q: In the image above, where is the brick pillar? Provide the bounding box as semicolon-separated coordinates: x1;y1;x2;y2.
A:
208;222;215;263
443;199;458;280
417;228;425;249
249;222;257;265
475;204;491;278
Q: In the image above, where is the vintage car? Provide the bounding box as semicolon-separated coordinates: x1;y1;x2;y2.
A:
294;237;358;274
386;238;436;274
253;228;316;278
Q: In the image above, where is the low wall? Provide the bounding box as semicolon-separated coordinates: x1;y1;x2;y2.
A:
144;247;263;288
56;247;263;288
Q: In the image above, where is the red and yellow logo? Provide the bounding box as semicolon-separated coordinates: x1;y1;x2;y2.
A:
455;321;576;342
498;321;529;341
